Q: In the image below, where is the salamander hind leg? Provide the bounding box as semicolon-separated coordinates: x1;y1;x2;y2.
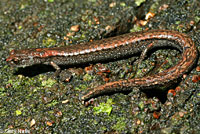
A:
133;42;155;77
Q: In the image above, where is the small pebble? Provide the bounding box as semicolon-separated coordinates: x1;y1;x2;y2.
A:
70;25;80;32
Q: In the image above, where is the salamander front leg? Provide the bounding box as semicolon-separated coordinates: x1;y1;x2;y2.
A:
50;61;73;82
50;61;61;78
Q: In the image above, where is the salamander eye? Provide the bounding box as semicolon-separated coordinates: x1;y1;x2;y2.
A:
9;57;20;65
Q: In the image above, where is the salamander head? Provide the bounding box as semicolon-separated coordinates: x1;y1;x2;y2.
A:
6;49;43;68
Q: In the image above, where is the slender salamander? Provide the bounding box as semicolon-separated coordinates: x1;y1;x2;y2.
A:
6;30;198;101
